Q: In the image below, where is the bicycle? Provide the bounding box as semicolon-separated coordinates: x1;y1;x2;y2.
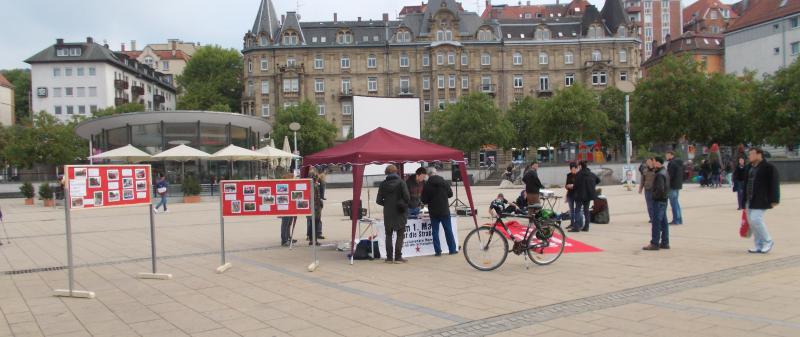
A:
463;202;566;271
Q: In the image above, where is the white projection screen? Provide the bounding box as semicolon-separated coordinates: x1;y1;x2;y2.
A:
353;96;422;176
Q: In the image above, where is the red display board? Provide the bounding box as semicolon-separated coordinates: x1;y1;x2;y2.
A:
221;179;314;217
65;165;152;210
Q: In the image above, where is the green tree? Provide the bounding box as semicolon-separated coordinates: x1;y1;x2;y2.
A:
598;87;627;150
271;100;337;156
505;96;542;150
177;46;243;112
208;103;232;112
704;72;757;145
756;58;800;147
92;103;145;118
426;93;512;156
0;69;31;123
4;112;87;168
537;84;608;145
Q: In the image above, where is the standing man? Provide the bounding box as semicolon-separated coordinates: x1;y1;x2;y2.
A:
571;161;599;232
742;148;779;254
280;217;297;246
421;168;457;256
306;171;324;245
733;157;748;210
564;162;578;230
522;162;544;206
639;158;656;224
643;157;669;250
377;165;411;263
405;167;428;219
666;151;684;225
154;173;168;213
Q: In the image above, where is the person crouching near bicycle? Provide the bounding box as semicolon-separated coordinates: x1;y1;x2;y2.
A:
421;168;458;256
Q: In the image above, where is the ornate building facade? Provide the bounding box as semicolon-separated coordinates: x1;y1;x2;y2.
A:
242;0;641;140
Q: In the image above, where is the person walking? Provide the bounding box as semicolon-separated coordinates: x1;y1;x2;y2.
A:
742;148;780;254
733;157;748;210
564;162;578;230
421;168;457;256
571;161;599;232
643;157;670;250
154;174;168;213
638;158;656;224
666;151;684;225
377;165;411;263
522;162;543;206
405;167;428;219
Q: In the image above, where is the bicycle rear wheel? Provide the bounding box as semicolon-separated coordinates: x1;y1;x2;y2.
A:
526;224;565;265
463;227;509;271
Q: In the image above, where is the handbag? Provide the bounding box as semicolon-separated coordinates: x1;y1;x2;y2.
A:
739;210;751;238
157;187;167;194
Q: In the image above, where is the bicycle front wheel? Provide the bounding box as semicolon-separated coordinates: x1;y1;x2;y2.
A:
463;227;509;271
527;224;565;266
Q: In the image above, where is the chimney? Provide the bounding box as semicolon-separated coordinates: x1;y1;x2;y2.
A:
56;38;64;45
281;14;285;24
86;37;94;44
121;43;126;51
527;1;531;5
383;13;389;22
334;12;338;22
358;16;362;22
131;40;136;51
171;40;177;51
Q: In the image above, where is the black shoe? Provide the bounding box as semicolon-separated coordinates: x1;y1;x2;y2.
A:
309;241;320;246
448;251;458;255
642;244;660;251
385;259;394;263
317;235;326;240
581;227;589;232
434;252;442;256
394;258;408;264
659;244;670;249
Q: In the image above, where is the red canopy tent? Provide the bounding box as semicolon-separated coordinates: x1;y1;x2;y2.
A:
302;127;478;262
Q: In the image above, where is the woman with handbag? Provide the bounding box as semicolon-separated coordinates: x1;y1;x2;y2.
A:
377;165;410;263
154;174;169;213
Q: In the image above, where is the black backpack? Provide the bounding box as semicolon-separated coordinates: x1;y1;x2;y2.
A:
353;240;381;260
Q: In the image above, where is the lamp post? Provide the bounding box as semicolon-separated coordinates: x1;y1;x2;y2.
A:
289;123;301;175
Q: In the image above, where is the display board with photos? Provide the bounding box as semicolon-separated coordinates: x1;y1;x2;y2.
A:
65;165;152;210
221;179;314;217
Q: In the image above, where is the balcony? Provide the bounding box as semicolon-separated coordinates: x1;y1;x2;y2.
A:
513;87;525;95
114;95;129;106
397;87;415;97
154;94;165;104
339;88;354;98
131;85;144;96
480;84;496;96
282;90;300;98
536;89;553;98
279;63;305;73
114;79;129;90
584;59;612;68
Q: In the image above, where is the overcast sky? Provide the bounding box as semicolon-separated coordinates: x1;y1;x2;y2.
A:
0;0;615;69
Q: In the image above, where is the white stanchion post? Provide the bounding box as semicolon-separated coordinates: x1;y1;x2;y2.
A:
216;189;232;273
53;172;95;299
137;203;172;280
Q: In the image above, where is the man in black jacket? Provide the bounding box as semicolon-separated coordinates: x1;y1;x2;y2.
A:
377;165;411;263
665;151;684;225
405;167;428;219
571;161;599;232
643;157;670;250
742;148;780;254
522;162;544;206
421;168;457;256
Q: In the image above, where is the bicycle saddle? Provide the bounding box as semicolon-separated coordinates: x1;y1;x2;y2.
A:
527;203;543;212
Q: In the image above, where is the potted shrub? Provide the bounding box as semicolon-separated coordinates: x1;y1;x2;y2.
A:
182;176;201;203
39;183;55;207
20;182;35;205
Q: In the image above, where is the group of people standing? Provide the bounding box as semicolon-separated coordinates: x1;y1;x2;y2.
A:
377;165;458;264
638;151;683;250
564;161;600;232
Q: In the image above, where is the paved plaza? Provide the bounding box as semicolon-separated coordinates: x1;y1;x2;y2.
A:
1;183;799;337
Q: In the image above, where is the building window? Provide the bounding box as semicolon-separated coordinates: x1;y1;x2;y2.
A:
90;105;98;114
592;71;607;85
341;56;350;69
791;41;800;55
248;61;253;73
709;10;718;19
368;77;378;92
423;54;430;66
619;49;627;63
513;75;523;88
76;67;84;76
260;36;269;46
261;104;270;117
69;48;81;56
461;53;469;66
57;49;68;57
592;50;602;61
400;53;410;68
162;61;169;70
423;100;431;112
481;53;491;66
588;25;603;38
448;75;456;88
711;25;720;34
89;87;97;97
262;57;270;70
65;87;73;97
54;106;62;114
53;87;62;97
315;79;325;93
282;79;299;92
513;52;522;65
258;80;268;95
791;16;799;29
437;53;444;65
342;102;353;115
564;51;574;65
535;28;551;40
367;54;377;68
247;81;254;96
565;73;575;87
774;47;781;55
317;104;326;116
478;29;493;41
397;30;412;42
448;52;456;65
399;77;410;93
78;106;86;114
88;67;96;76
539;52;549;65
461;76;469;89
481;76;492;91
437;75;445;89
283;31;299;45
423;77;431;90
539;75;549;91
77;87;85;97
620;71;628;81
286;57;295;67
66;106;74;114
341;79;352;94
65;67;72;76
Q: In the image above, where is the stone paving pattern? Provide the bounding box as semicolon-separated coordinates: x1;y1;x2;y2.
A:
0;183;798;336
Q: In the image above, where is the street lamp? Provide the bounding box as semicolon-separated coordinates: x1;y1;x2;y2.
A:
289;122;301;175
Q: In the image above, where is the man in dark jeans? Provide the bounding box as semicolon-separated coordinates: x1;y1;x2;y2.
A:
742;148;780;254
666;151;684;225
405;167;428;219
421;168;457;256
564;162;578;230
522;162;543;206
643;157;670;250
280;216;297;246
377;165;411;263
571;161;599;232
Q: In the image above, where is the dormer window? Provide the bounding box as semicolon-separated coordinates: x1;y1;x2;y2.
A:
69;48;81;56
588;25;604;39
396;30;412;43
592;49;602;61
617;26;627;37
282;31;299;46
337;30;353;44
144;56;154;67
477;28;493;41
259;35;269;46
535;28;551;40
436;30;453;41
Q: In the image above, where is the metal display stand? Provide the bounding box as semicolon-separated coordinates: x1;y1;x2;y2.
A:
52;180;95;299
137;204;173;280
216;193;232;273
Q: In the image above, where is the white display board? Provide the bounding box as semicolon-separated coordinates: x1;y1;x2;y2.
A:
353;96;422;176
375;217;459;258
